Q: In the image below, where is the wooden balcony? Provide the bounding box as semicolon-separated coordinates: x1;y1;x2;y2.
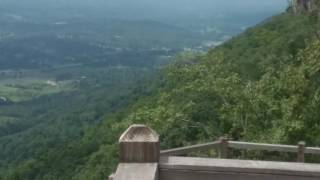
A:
109;124;320;180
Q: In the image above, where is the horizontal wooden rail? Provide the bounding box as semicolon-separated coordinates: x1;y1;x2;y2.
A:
228;141;298;153
161;138;320;163
162;140;320;155
160;141;221;156
229;141;320;155
306;147;320;155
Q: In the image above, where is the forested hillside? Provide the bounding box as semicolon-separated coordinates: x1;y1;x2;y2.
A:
2;8;320;180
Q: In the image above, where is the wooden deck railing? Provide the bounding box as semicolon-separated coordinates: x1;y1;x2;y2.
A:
161;138;320;163
109;124;320;180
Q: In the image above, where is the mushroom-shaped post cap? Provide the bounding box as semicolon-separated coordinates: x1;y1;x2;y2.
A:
119;124;159;143
119;124;160;163
298;141;306;146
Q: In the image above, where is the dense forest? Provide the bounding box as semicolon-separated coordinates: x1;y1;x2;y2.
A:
1;2;320;180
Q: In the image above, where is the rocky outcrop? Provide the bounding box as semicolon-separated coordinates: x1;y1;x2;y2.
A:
291;0;318;14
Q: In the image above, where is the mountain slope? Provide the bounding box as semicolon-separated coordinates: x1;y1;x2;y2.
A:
2;12;320;180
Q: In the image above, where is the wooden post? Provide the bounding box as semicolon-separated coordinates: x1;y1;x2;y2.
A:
119;124;160;163
219;137;229;159
112;124;160;180
297;141;305;163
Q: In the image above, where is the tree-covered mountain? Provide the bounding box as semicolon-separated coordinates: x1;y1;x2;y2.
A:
0;1;290;180
1;6;320;180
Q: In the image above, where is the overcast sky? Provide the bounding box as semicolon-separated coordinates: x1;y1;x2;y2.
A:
0;0;288;20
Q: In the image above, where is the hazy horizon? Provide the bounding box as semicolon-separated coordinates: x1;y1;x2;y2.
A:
0;0;288;21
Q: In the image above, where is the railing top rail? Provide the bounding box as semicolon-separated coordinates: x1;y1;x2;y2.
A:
160;140;221;156
161;140;320;156
229;141;320;154
229;141;298;153
306;147;320;155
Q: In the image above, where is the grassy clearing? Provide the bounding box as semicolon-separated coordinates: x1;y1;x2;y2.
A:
0;76;75;102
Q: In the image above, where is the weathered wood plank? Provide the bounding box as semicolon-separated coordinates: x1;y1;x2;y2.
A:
159;157;320;180
229;141;298;153
114;163;158;180
160;141;220;156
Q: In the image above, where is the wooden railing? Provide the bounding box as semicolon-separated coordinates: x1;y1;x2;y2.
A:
161;138;320;163
109;124;320;180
